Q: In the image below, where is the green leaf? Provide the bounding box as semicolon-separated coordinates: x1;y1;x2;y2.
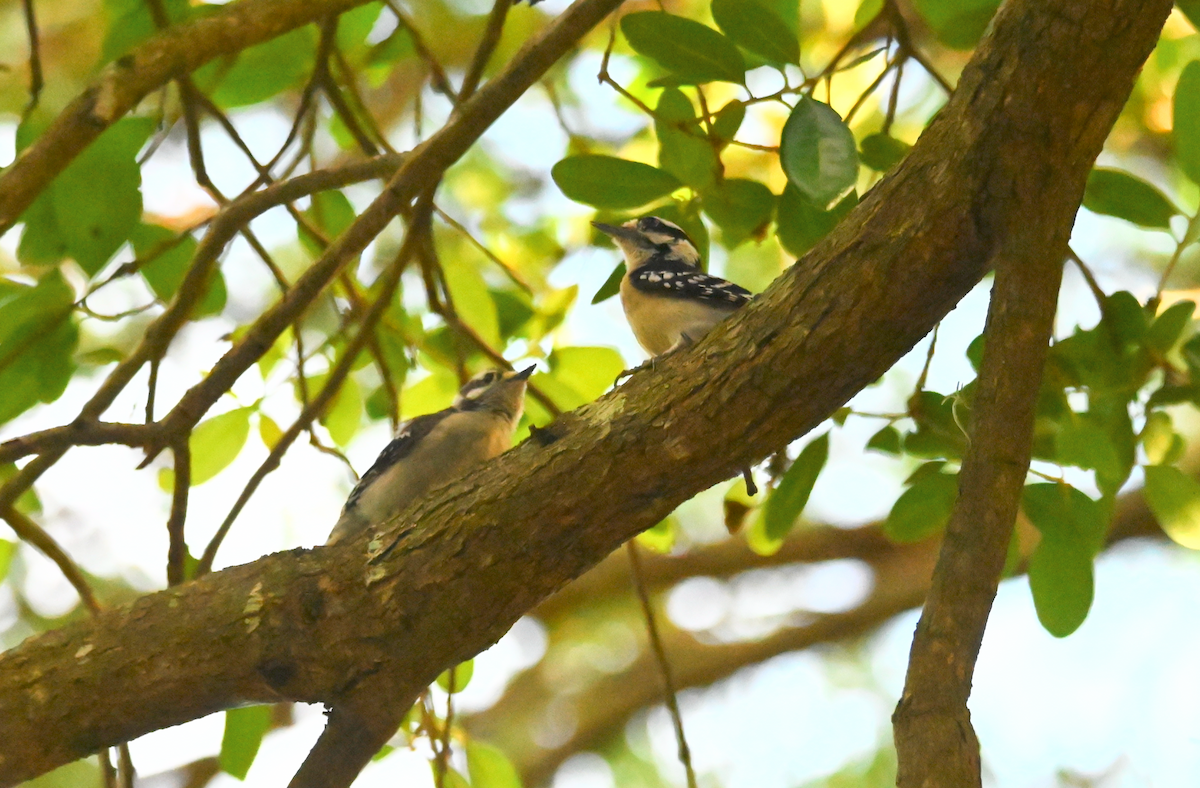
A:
884;470;957;543
219;705;273;780
1082;168;1178;230
592;263;626;304
779;98;859;208
1027;534;1094;637
710;0;800;64
401;370;460;420
1146;300;1195;353
1175;60;1200;185
0;463;41;514
552;156;682;210
1141;410;1184;465
621;12;746;85
912;0;1001;49
859;133;911;172
533;346;624;411
321;375;362;448
711;101;746;149
259;414;284;450
21;118;152;275
1054;417;1122;493
1022;482;1109;557
1143;464;1200;549
775;185;856;257
701;178;776;246
300;190;359;256
655;88;718;190
763;433;828;540
442;254;501;348
1180;1;1200;30
467;741;524;788
436;659;474;693
1102;290;1148;346
131;224;226;317
637;516;679;553
202;25;317;108
161;407;253;490
0;271;79;426
101;0;190;64
866;425;901;454
0;540;15;584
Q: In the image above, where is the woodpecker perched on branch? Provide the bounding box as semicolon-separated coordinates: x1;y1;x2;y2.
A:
327;366;534;544
592;216;752;356
593;216;758;498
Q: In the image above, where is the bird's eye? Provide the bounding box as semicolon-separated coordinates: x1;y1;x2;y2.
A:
639;217;663;233
481;371;497;384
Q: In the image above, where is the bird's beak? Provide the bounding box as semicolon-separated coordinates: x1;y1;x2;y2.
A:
591;221;641;242
514;364;536;380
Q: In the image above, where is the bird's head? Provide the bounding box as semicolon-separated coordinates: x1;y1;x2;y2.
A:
454;365;535;421
592;216;702;271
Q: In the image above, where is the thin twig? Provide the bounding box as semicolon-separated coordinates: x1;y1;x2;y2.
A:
626;541;697;788
435;667;455;788
433;207;534;293
166;438;191;586
1066;246;1107;306
458;0;511;103
1;505;101;615
21;0;42;117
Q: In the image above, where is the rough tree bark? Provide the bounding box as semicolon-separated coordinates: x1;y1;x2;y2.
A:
0;0;1173;785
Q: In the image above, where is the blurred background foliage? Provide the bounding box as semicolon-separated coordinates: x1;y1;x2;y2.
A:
3;0;1200;785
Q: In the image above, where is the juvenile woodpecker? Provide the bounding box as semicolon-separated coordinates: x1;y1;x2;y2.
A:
592;216;752;356
327;366;534;544
593;215;758;498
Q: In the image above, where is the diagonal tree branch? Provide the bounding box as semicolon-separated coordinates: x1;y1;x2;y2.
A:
0;0;1171;786
0;0;378;236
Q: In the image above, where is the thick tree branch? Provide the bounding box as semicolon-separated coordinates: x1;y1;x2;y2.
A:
0;0;378;235
889;1;1163;783
0;0;1171;785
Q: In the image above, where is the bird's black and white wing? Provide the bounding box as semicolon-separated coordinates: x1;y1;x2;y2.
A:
628;264;752;308
328;408;453;543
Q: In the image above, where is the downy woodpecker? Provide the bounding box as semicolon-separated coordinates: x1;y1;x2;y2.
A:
327;366;534;544
592;216;752;356
593;216;758;498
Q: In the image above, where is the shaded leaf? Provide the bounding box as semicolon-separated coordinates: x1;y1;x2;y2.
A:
776;185;856;257
203;26;317;108
1028;534;1094;637
1022;482;1108;556
552;156;682;210
763;433;828;540
859;133;911;172
442;254;501;348
220;705;273;780
1146;299;1195;353
321;375;362;448
711;101;746;149
701;178;775;246
621;12;746;85
912;0;1001;49
866;425;901;454
884;470;957;543
779;98;859;208
0;271;79;426
1082;168;1178;230
656;88;718;190
1175;59;1200;185
711;0;800;64
131;224;226;317
592;262;626;304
